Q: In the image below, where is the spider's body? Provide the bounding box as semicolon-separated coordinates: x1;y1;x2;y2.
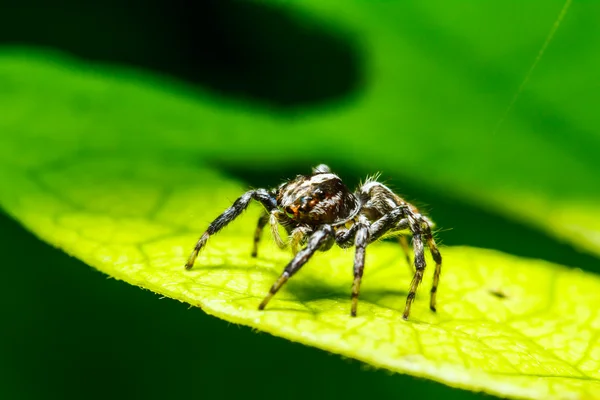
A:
185;164;442;320
277;171;360;225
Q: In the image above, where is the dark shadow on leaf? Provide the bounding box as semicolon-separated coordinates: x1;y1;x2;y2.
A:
0;212;485;400
488;288;508;299
0;0;363;110
286;281;348;304
360;288;409;301
279;276;410;312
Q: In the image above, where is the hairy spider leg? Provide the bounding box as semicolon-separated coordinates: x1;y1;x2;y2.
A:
350;220;369;317
398;235;414;274
367;207;410;243
251;211;269;258
335;223;360;249
333;217;371;317
185;189;277;269
365;204;428;319
422;224;442;312
403;214;426;320
258;225;334;310
269;210;287;249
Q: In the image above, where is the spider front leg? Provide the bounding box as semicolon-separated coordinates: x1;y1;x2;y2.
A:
258;225;333;311
185;189;277;269
251;211;269;257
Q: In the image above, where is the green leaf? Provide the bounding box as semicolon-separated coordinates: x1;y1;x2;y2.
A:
3;1;600;260
2;137;600;398
1;1;600;397
279;0;600;258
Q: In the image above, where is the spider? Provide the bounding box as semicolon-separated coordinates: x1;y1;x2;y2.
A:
185;164;442;320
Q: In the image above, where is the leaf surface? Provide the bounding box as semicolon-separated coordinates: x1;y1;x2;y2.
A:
1;1;600;398
1;149;600;399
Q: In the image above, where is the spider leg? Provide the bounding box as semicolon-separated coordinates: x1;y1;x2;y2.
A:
403;215;426;320
185;189;277;269
363;205;427;320
258;225;333;310
366;208;413;272
398;235;414;274
351;220;369;317
335;223;359;249
251;211;269;258
367;206;409;243
422;223;442;312
333;217;373;317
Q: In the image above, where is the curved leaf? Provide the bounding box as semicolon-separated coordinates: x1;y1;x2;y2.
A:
1;150;599;399
2;0;600;261
1;1;600;397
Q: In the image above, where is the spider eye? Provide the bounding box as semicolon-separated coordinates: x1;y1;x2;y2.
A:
285;206;295;217
313;189;325;200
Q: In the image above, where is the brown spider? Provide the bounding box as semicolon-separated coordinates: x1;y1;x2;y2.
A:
185;164;442;320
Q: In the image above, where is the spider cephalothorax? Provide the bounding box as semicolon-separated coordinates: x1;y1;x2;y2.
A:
185;164;442;320
277;171;360;225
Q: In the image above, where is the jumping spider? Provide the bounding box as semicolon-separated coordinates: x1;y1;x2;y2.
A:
185;164;442;320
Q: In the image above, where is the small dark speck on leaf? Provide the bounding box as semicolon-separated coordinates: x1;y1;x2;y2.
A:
488;289;508;299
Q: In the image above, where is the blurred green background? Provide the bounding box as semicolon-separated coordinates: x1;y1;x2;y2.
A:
0;1;597;399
